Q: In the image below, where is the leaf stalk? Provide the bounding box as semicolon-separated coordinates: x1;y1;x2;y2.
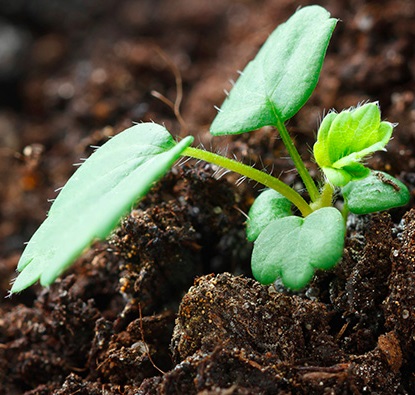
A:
274;117;320;202
183;146;313;217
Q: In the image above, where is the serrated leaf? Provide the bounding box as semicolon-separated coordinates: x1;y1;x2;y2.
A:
342;171;410;214
246;189;292;242
11;123;193;293
210;5;337;135
251;207;345;290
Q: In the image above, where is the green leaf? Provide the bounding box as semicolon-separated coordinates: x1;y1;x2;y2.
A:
210;5;337;135
251;207;345;290
314;103;394;186
11;123;193;293
246;189;292;242
342;171;410;214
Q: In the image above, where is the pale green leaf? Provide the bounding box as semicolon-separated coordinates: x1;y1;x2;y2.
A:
210;5;337;135
342;171;410;214
314;103;394;186
246;189;292;242
11;123;193;293
251;207;345;290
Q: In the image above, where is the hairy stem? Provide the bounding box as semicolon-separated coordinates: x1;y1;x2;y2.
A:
274;117;320;202
310;182;334;211
183;146;313;217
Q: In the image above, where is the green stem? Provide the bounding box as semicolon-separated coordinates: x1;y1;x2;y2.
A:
274;118;320;203
341;202;349;223
183;146;312;217
310;182;334;211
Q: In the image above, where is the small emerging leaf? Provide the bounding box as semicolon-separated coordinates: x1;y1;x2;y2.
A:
210;5;337;135
314;103;393;186
342;171;410;214
246;189;292;242
252;207;345;290
11;123;193;293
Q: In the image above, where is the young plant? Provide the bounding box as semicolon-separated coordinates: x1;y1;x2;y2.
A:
10;5;409;294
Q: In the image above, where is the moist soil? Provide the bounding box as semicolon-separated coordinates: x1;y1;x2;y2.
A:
1;0;415;394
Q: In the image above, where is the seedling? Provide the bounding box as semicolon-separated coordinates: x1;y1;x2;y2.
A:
10;5;409;293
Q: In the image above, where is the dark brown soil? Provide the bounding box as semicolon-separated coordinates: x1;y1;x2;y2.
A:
1;0;415;394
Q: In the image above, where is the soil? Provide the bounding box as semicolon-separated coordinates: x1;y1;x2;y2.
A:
0;0;415;394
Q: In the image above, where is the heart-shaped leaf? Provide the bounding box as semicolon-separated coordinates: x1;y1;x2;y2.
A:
251;207;345;290
246;189;292;242
11;123;193;293
341;171;410;214
210;5;337;135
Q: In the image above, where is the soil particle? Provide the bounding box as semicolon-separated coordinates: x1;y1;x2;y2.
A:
328;213;394;354
171;273;341;365
142;272;403;394
384;209;415;365
88;310;175;386
0;275;101;393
